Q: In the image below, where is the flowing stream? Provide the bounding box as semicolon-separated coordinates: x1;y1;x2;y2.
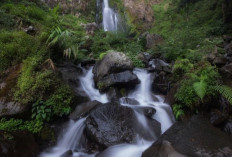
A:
39;67;175;157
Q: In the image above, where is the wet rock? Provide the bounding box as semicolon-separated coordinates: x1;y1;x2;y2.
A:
149;59;171;74
220;63;232;78
158;141;187;157
60;150;73;157
209;110;229;126
120;97;140;105
213;56;227;66
0;131;39;157
69;100;102;120
164;83;179;106
86;102;136;148
86;102;161;148
57;62;89;103
137;52;152;65
81;22;98;35
142;115;232;157
106;88;122;102
224;119;232;136
93;51;133;83
97;71;140;92
152;71;171;95
140;107;156;118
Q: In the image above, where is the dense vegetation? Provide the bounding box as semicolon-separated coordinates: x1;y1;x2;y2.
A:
0;0;231;139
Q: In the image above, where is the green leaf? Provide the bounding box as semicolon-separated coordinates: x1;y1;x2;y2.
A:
193;80;207;100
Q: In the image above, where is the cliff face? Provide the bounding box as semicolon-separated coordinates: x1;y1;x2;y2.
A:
123;0;163;31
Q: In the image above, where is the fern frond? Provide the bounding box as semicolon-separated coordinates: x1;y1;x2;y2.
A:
193;80;207;100
214;85;232;104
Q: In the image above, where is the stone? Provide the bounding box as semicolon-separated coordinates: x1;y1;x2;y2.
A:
120;97;140;105
149;59;171;73
24;25;37;35
0;131;39;157
213;56;227;66
209;110;229;126
220;63;232;79
106;88;122;102
57;62;90;104
137;52;152;65
69;100;102;120
85;102;161;148
97;71;140;92
224;119;232;136
142;115;232;157
93;51;133;83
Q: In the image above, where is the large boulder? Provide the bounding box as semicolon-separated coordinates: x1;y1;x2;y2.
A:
142;116;232;157
96;71;140;92
69;100;102;120
93;52;133;83
0;131;39;157
85;102;161;148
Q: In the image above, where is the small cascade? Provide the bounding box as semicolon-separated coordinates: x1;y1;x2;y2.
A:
102;0;119;31
79;67;108;103
39;118;89;157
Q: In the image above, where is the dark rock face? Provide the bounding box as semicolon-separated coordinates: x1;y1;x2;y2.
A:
164;83;179;106
86;102;136;147
93;52;133;83
213;56;228;66
224;119;232;136
0;131;39;157
85;102;161;148
106;88;122;102
137;52;152;65
97;71;140;92
149;59;172;74
69;100;102;120
0;65;28;118
57;62;89;104
210;110;229;126
220;63;232;79
120;97;140;105
142;116;232;157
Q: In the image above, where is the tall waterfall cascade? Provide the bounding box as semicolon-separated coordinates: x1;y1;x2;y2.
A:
102;0;121;31
39;66;175;157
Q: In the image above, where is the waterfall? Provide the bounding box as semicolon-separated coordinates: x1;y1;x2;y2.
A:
102;0;119;31
39;67;175;157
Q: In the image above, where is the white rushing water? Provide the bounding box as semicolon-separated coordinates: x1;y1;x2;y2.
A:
79;67;108;103
39;67;175;157
102;0;119;31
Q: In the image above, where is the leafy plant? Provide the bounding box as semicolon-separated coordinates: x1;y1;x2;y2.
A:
213;85;232;104
32;100;52;122
193;74;207;100
173;104;184;119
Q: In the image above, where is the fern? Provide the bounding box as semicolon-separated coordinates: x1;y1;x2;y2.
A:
193;74;207;100
214;85;232;104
